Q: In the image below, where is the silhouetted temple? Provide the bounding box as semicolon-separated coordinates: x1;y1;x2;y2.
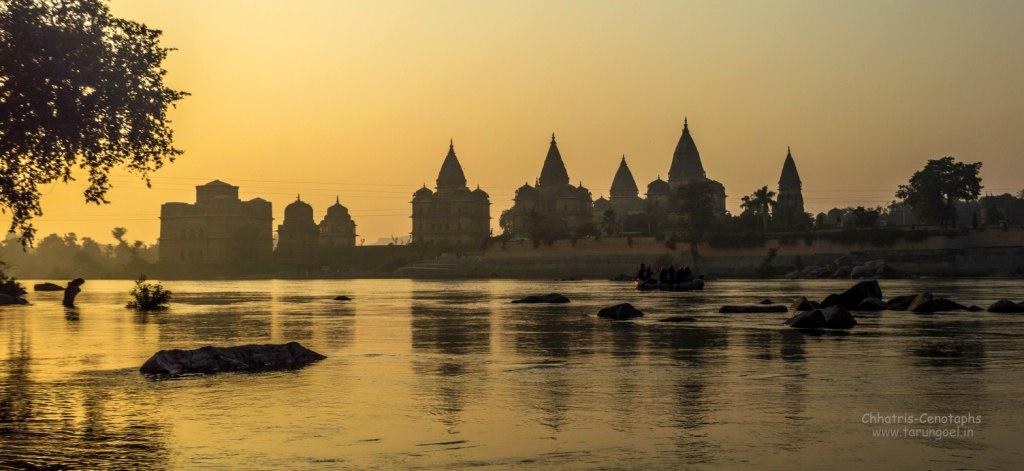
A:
774;147;807;227
159;180;273;273
411;141;491;247
655;118;727;215
594;156;645;231
276;196;319;265
503;134;593;238
319;197;357;247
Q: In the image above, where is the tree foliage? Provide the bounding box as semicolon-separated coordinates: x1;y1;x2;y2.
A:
740;186;776;232
895;157;982;227
0;0;187;245
676;179;719;242
126;275;170;310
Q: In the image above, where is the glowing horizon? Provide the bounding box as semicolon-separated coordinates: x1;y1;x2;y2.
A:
6;0;1023;245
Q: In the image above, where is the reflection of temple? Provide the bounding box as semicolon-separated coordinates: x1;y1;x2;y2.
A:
411;141;491;248
159;180;273;273
502;134;594;238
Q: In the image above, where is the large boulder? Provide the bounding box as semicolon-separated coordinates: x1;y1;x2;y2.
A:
906;292;967;313
987;299;1024;313
33;282;65;291
855;297;886;311
719;305;789;313
784;306;857;330
139;342;326;377
819;280;883;309
0;293;28;305
511;293;570;304
791;296;819;311
333;295;352;301
886;295;917;311
597;303;644;320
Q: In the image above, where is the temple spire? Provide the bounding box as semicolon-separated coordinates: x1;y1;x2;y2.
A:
436;140;467;190
668;117;706;183
538;133;570;187
610;154;639;198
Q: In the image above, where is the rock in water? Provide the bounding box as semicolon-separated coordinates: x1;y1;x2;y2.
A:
819;280;883;309
597;303;644;320
855;297;886;311
785;306;857;330
987;299;1024;313
333;295;352;301
140;342;326;376
0;293;28;305
33;282;65;291
511;293;571;304
886;295;917;311
719;305;789;313
759;299;775;305
906;292;967;313
791;296;818;311
966;305;984;312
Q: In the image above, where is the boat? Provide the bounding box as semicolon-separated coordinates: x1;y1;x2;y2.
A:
636;278;705;291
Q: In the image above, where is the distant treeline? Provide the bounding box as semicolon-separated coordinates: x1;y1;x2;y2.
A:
0;228;157;279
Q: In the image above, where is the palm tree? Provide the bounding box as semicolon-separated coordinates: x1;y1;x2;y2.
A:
600;209;618;236
741;186;776;232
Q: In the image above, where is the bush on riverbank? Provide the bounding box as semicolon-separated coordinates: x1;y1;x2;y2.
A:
127;276;170;311
0;263;27;297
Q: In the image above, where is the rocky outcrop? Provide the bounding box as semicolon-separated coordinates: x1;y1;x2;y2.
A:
886;295;917;311
905;292;967;313
855;297;886;311
597;303;644;320
791;296;819;311
786;257;896;279
784;306;857;330
33;282;65;291
333;295;352;301
819;280;883;310
139;342;326;377
759;299;775;305
0;293;28;305
62;278;85;308
511;293;570;304
987;299;1024;313
719;305;789;313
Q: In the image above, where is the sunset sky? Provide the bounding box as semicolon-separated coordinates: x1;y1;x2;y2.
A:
9;0;1024;245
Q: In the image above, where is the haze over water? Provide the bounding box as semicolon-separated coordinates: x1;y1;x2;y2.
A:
2;279;1023;468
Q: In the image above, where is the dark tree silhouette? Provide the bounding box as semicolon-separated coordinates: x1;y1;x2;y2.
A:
0;0;187;246
896;157;982;227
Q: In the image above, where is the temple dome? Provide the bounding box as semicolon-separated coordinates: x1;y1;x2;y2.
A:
471;186;489;199
325;197;351;220
413;185;434;200
646;177;670;196
515;183;537;197
284;196;314;223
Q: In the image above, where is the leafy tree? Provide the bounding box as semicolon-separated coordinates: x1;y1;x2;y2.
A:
0;0;187;246
600;209;618;236
111;227;127;244
677;180;719;242
847;206;881;229
895;157;982;227
740;186;776;232
127;275;170;311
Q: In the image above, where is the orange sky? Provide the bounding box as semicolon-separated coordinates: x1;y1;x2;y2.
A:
8;0;1024;245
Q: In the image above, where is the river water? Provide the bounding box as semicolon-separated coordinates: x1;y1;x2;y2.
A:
2;278;1023;469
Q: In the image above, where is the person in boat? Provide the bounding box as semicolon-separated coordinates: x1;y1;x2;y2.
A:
646;266;653;281
658;267;668;284
637;263;647;282
667;265;676;284
679;265;693;282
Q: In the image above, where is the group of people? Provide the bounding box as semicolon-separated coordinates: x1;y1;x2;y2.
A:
636;263;695;285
